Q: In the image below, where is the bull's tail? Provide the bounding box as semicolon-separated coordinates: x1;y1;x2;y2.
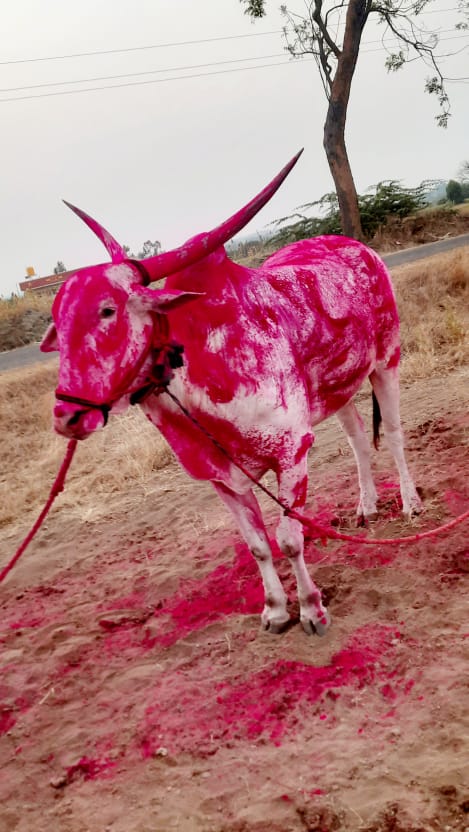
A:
372;390;382;450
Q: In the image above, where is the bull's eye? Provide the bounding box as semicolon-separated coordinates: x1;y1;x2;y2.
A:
100;307;116;319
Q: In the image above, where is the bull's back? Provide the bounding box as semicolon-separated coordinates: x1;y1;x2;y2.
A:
164;236;399;419
262;236;400;417
265;234;397;336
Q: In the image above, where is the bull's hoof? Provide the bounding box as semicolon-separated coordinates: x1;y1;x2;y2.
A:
261;616;290;635
403;488;423;519
301;609;331;637
357;511;379;527
403;500;423;520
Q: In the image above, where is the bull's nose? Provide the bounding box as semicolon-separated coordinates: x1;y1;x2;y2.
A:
53;403;105;438
54;402;79;432
66;409;88;428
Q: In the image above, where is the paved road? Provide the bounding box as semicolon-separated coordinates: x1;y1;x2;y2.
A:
0;342;58;373
381;232;469;268
1;232;468;375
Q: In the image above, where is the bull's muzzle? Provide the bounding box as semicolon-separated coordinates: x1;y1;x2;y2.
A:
53;401;107;440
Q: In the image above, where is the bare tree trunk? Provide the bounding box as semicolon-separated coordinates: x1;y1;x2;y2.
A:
323;100;362;239
323;0;370;240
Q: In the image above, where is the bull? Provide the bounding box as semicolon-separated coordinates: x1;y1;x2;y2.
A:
40;150;421;636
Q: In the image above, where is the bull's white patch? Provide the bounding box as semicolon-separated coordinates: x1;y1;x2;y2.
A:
206;328;227;353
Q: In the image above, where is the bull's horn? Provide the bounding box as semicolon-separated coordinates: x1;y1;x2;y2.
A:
139;149;303;282
63;200;127;264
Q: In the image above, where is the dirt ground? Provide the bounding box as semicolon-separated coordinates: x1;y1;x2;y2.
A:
1;358;468;831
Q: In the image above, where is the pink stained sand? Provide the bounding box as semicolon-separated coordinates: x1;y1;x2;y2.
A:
62;756;116;785
0;707;16;736
98;541;265;656
140;624;404;757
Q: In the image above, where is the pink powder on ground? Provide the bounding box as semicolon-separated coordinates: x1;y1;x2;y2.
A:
98;541;265;656
140;624;404;757
62;756;116;785
159;542;264;646
0;707;16;735
2;529;421;777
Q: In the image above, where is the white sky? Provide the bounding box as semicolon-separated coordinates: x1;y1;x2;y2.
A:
1;0;468;296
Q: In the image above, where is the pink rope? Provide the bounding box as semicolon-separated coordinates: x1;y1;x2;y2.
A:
165;388;469;548
0;439;77;585
288;507;469;546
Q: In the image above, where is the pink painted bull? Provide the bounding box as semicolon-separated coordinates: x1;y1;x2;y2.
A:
41;151;421;635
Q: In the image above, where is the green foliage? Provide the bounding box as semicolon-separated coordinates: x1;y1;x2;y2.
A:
425;76;450;128
240;0;266;16
446;180;464;204
385;50;406;72
271;180;434;245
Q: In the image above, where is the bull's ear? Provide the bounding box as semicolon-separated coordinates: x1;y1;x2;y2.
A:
129;286;204;314
40;322;59;352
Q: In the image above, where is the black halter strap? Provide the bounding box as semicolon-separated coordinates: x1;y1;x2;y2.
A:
128;341;184;405
54;392;112;425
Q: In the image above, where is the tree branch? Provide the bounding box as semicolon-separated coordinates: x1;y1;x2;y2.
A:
311;0;342;58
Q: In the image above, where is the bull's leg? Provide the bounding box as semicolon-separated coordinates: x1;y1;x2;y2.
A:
336;400;379;522
370;366;422;517
275;461;330;637
213;482;290;633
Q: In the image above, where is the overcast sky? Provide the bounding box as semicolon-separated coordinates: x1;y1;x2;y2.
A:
1;0;468;296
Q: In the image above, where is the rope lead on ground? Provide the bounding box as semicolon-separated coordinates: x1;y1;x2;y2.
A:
0;439;77;584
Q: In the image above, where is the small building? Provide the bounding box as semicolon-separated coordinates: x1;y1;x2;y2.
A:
19;268;74;295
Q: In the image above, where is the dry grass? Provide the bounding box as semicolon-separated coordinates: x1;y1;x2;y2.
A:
0;249;467;532
0;292;53;351
0;363;173;531
394;249;469;380
0;292;54;319
369;207;469;252
231;240;278;269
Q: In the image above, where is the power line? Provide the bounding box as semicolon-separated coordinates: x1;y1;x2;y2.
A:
1;38;467;103
0;53;285;94
0;30;284;66
0;6;463;66
1;31;466;98
2;38;467;105
1;59;305;102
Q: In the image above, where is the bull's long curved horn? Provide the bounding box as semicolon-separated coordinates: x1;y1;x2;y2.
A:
139;149;303;282
63;200;127;264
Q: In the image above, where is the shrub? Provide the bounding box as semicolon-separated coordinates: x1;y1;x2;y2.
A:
271;180;436;245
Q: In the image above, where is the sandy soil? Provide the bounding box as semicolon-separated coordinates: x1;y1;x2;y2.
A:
1;366;468;832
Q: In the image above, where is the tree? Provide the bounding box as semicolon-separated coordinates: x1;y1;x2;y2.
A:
53;260;66;274
458;160;469;181
446;179;464;204
240;0;461;239
270;178;432;245
123;240;162;259
137;240;162;259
